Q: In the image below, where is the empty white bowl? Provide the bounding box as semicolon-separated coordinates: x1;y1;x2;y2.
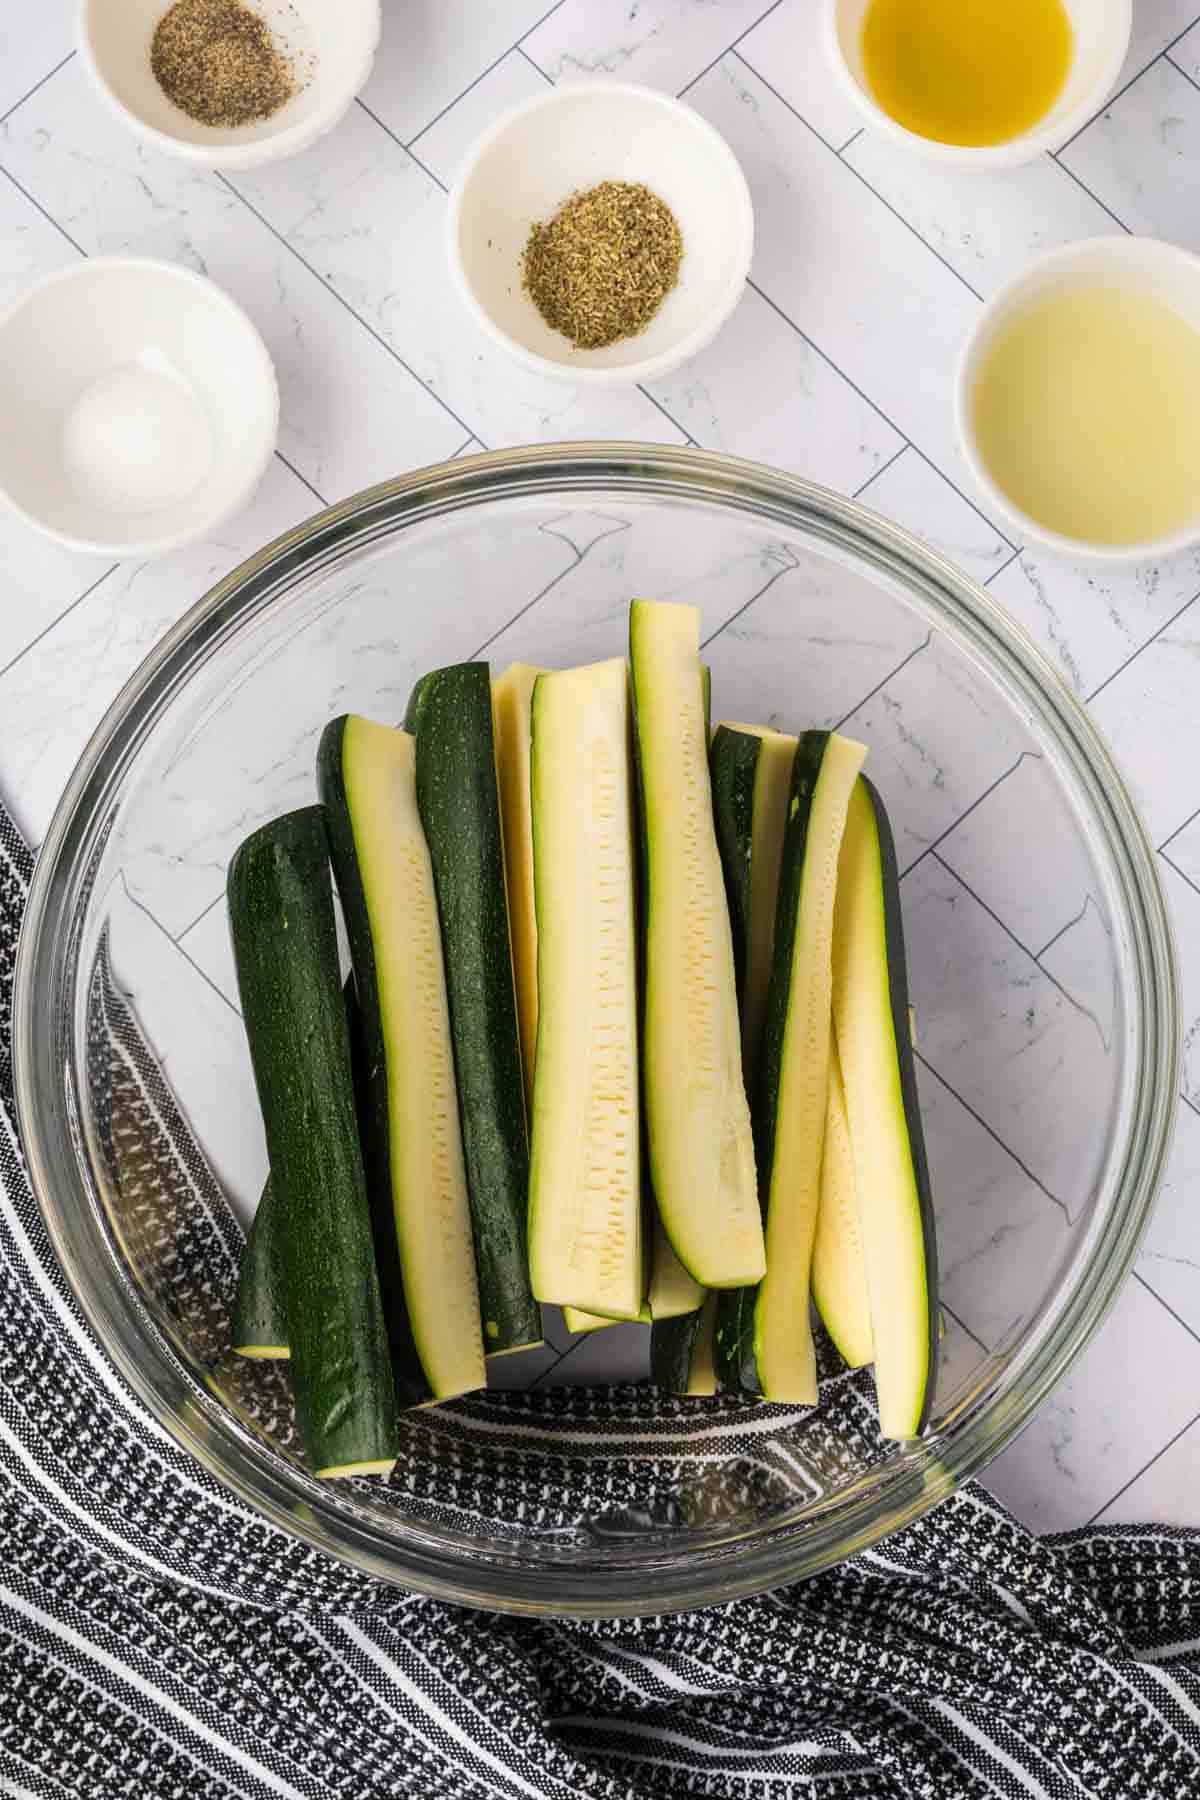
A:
80;0;380;169
824;0;1131;168
956;235;1200;562
447;82;754;385
0;257;278;558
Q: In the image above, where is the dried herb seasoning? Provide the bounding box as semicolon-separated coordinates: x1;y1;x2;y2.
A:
151;0;296;129
522;181;684;351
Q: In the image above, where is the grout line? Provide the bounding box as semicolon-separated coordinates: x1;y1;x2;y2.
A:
1049;152;1133;233
174;889;224;949
1034;894;1094;962
635;383;695;444
942;1301;990;1356
452;434;480;458
675;0;787;99
1087;1405;1200;1527
406;0;568;147
898;752;1034;881
0;163;88;258
929;846;1104;1032
0;564;119;685
732;48;987;303
1181;1091;1200;1120
983;545;1023;585
838;127;864;155
850;440;909;500
915;1051;1071;1219
745;278;1016;552
516;43;555;85
697;552;806;651
1085;590;1200;705
215;171;486;452
831;630;931;730
0;49;76;127
1159;801;1200;855
1059;23;1200;154
272;450;327;510
1134;1271;1200;1356
357;97;447;193
1167;46;1200;91
119;873;241;1022
1159;846;1200;907
463;516;634;662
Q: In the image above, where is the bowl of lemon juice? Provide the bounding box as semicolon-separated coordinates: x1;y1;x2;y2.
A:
957;236;1200;561
825;0;1130;167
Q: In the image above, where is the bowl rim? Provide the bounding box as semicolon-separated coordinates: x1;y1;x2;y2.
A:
821;0;1133;170
77;0;382;169
955;234;1200;562
0;254;280;557
13;442;1180;1616
445;80;755;386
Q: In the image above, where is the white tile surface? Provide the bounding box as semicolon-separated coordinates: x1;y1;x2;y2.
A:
647;283;902;492
3;0;1200;1538
232;100;686;453
982;1276;1200;1532
0;65;466;501
365;0;556;144
856;448;1012;584
736;0;864;150
524;0;773;94
1093;1415;1200;1527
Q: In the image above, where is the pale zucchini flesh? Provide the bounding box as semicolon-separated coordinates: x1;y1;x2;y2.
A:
492;663;542;1110
811;1038;874;1369
752;730;866;1402
630;600;764;1291
329;717;485;1401
647;1213;704;1320
528;658;644;1321
832;776;939;1439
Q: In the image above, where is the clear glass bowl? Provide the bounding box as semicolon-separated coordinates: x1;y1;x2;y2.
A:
14;445;1178;1616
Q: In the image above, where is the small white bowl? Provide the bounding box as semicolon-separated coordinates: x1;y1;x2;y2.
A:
80;0;380;170
447;82;754;386
956;235;1200;563
824;0;1131;169
0;257;278;558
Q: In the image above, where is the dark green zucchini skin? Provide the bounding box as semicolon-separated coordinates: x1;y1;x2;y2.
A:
651;1309;705;1392
317;719;431;1407
714;731;830;1396
710;725;760;1012
403;666;540;1354
231;1177;287;1357
863;776;940;1432
227;807;399;1475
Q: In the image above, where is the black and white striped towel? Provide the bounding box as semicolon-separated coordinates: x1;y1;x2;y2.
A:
4;794;1200;1800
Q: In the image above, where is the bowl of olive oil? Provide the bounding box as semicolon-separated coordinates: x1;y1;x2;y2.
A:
825;0;1130;167
957;236;1200;560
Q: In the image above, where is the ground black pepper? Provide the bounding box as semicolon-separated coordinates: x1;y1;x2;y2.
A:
151;0;296;130
522;181;684;350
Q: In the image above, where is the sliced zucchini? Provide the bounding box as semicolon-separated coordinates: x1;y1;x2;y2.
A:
832;776;939;1439
319;716;485;1402
405;665;541;1355
716;730;866;1401
629;600;764;1290
647;1215;704;1319
651;1292;718;1395
528;659;644;1321
492;663;542;1109
811;1038;873;1369
711;722;798;1090
227;807;399;1478
231;1179;287;1360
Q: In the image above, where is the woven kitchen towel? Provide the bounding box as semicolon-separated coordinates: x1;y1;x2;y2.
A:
4;797;1200;1800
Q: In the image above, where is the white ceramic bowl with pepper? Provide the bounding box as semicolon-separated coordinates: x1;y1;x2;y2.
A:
447;83;755;386
81;0;380;170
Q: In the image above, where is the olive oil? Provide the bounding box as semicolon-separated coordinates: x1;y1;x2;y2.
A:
861;0;1072;149
971;283;1200;548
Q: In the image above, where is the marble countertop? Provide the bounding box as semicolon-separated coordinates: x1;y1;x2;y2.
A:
4;0;1200;1536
